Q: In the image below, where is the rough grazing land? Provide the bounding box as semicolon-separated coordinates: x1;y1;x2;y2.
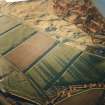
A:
0;0;92;50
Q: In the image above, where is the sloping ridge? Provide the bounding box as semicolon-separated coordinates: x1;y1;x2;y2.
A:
0;14;105;105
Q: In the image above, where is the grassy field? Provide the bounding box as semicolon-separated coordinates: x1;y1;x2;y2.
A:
26;45;81;94
0;24;35;55
0;15;20;35
56;52;105;86
6;32;57;70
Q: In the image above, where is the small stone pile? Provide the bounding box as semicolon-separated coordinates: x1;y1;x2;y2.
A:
47;83;105;105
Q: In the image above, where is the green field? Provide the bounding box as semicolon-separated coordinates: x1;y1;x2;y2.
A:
0;16;20;35
0;57;17;78
56;52;105;86
0;24;36;55
26;45;82;95
0;70;43;104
